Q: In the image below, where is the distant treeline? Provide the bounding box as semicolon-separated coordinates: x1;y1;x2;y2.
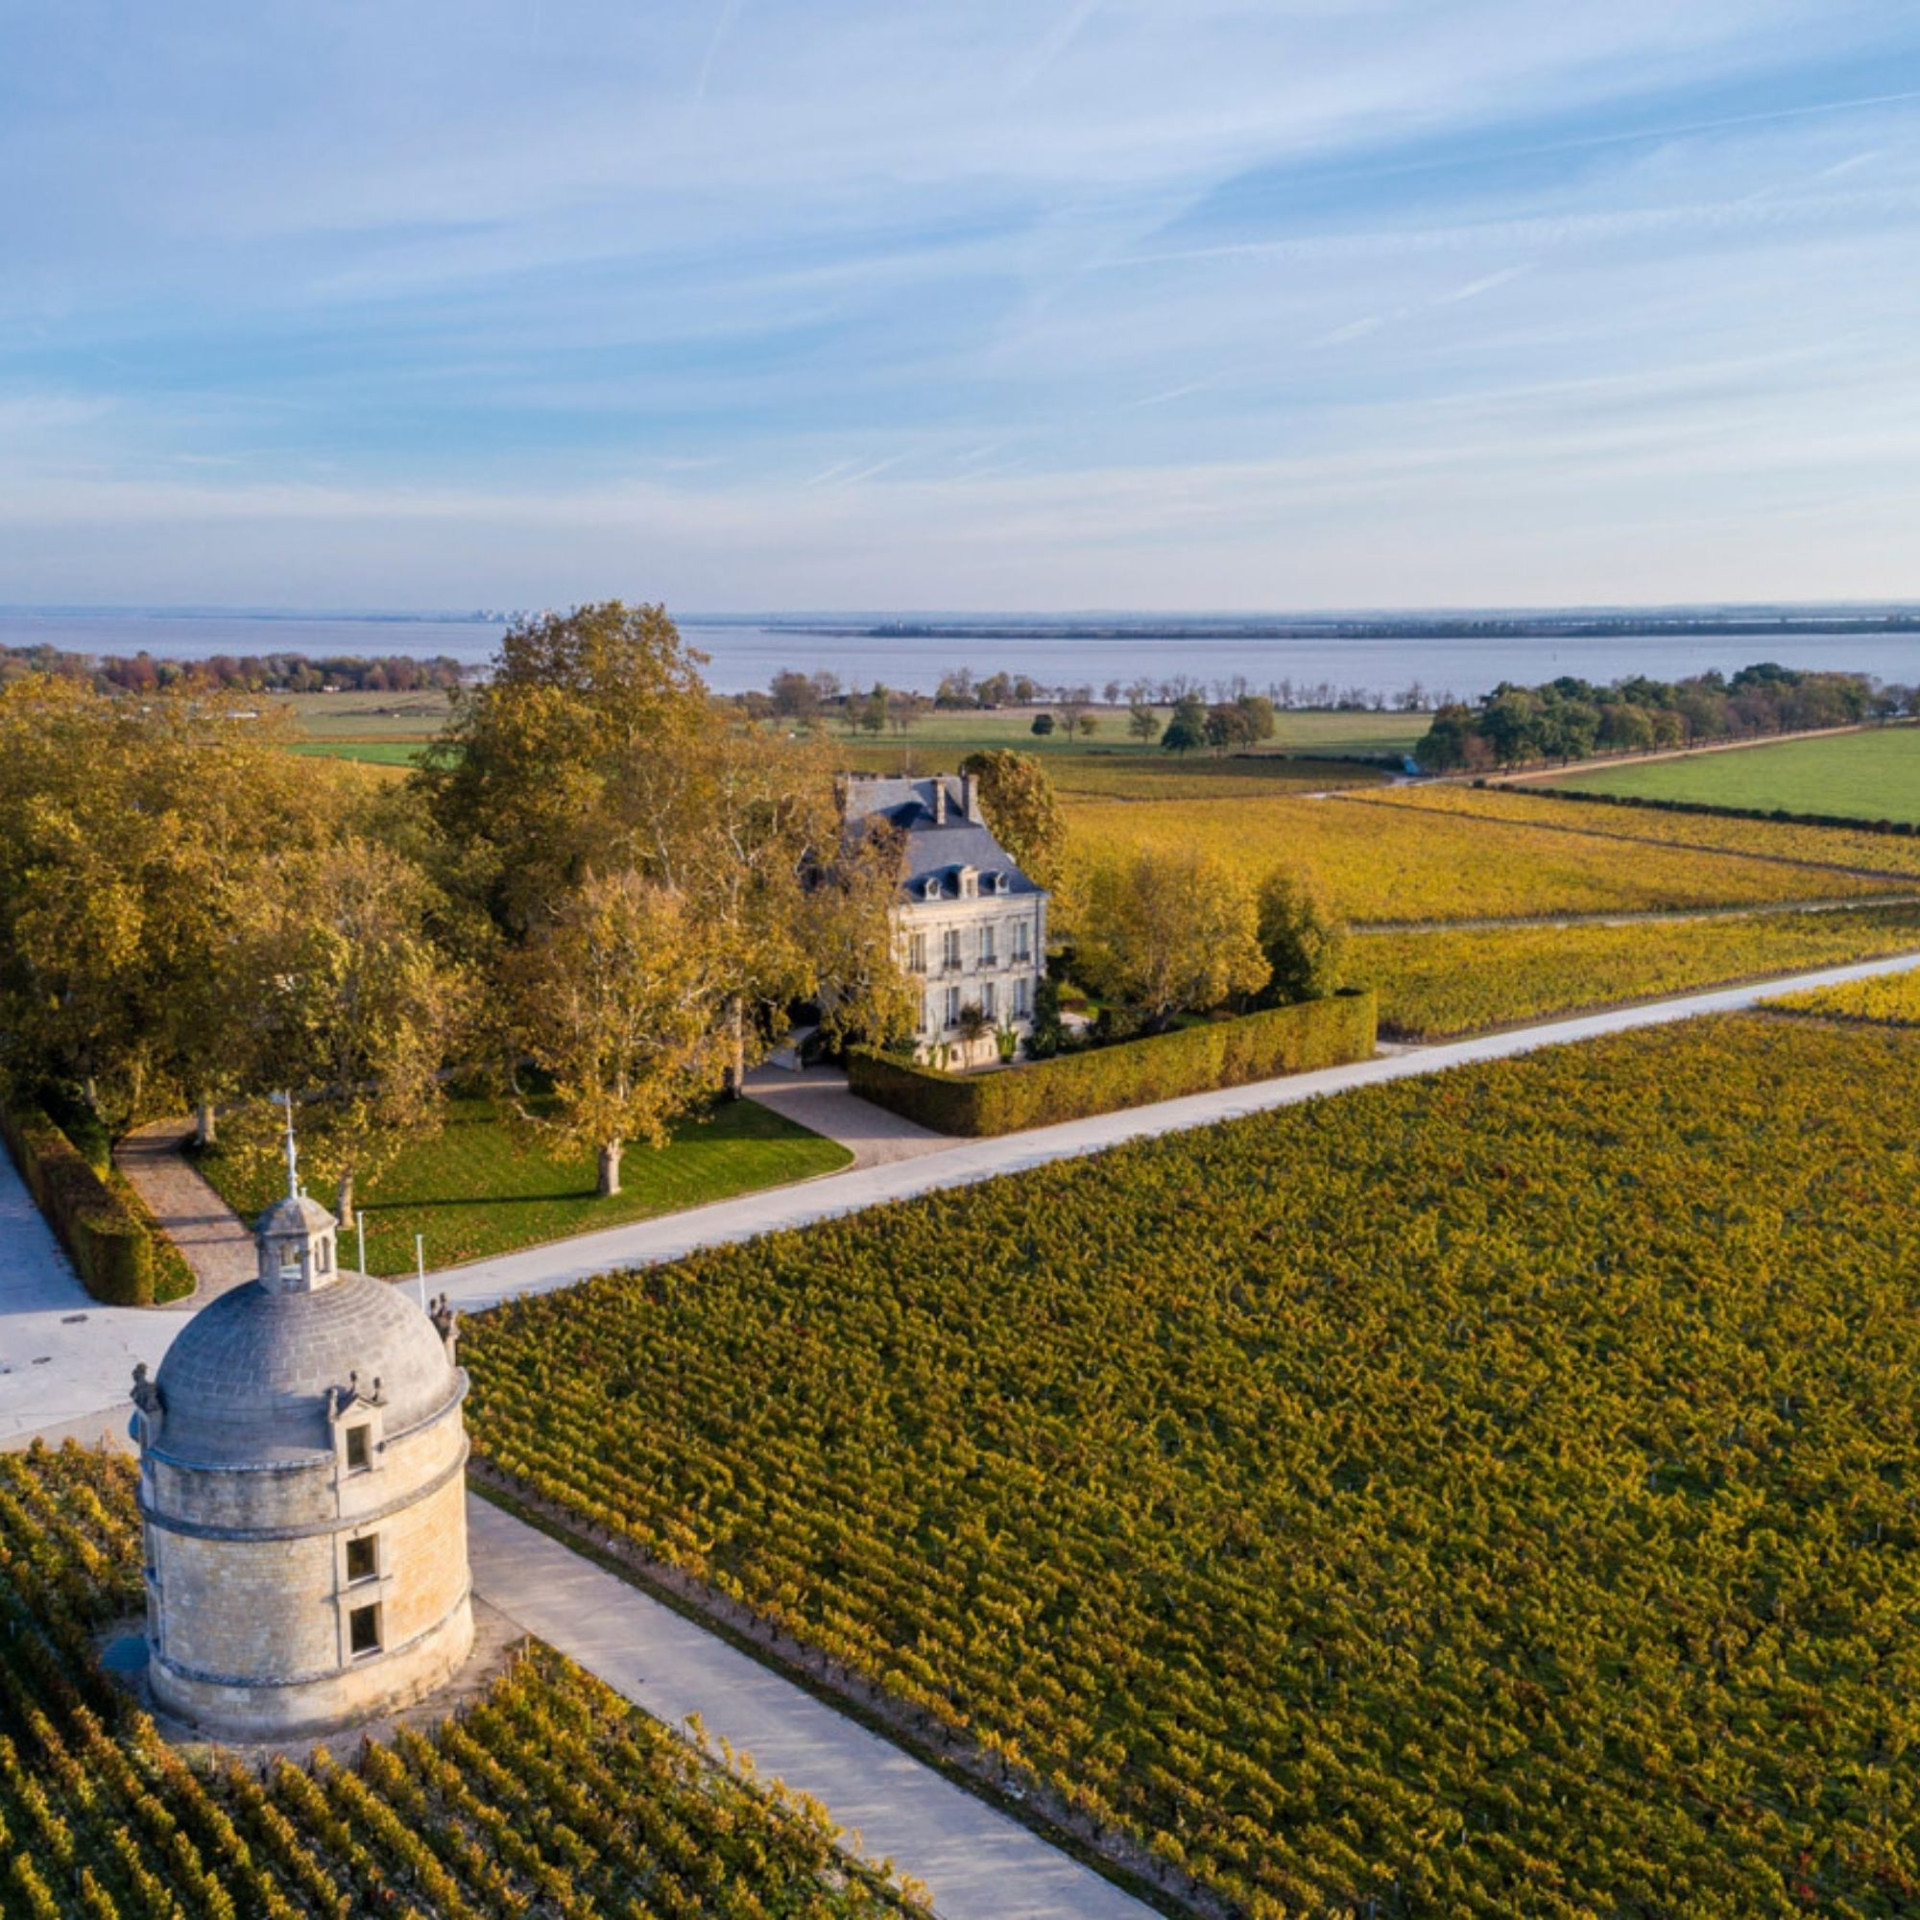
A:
847;610;1920;640
0;642;469;695
1417;663;1908;771
743;665;1433;721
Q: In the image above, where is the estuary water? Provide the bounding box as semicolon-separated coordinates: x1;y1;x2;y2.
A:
3;607;1917;706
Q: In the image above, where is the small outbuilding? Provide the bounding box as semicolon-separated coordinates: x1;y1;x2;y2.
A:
130;1128;473;1739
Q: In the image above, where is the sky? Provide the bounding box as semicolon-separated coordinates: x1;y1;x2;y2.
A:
3;0;1920;611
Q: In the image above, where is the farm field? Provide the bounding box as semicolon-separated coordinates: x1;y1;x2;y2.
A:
465;1016;1920;1919
1548;725;1920;823
0;1444;921;1918
1061;791;1906;924
1354;903;1920;1037
195;1094;850;1276
287;739;427;767
1766;967;1920;1026
1351;782;1920;879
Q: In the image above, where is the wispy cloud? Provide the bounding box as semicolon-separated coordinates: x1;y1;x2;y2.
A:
4;1;1920;606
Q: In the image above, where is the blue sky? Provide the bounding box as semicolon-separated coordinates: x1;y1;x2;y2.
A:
4;0;1920;609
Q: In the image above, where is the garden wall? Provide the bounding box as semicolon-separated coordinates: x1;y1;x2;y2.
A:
851;989;1376;1137
0;1093;156;1305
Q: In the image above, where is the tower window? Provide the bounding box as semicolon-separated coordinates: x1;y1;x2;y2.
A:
348;1603;381;1656
345;1535;378;1583
344;1425;371;1472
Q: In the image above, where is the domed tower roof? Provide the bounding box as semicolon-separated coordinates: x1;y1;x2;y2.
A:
147;1099;461;1466
152;1268;459;1466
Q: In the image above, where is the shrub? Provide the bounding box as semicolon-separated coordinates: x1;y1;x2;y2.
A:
850;990;1375;1135
0;1094;155;1305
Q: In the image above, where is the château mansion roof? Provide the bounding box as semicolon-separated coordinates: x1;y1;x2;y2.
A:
843;774;1045;904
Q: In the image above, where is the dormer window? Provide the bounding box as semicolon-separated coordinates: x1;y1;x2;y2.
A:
344;1425;372;1473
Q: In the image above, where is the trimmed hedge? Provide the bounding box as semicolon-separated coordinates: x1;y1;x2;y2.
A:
0;1095;155;1305
851;989;1377;1136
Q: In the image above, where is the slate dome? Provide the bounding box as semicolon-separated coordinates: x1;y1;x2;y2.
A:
153;1268;459;1466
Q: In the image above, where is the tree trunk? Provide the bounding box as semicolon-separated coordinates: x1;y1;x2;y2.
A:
336;1167;356;1230
721;999;746;1101
597;1140;623;1198
194;1099;217;1148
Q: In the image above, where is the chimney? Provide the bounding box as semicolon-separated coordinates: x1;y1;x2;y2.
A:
960;773;977;821
932;778;946;826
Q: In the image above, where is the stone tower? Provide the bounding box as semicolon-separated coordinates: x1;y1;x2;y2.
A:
130;1119;473;1738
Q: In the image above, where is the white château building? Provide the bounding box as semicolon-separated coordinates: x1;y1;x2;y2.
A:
843;773;1049;1067
130;1126;473;1739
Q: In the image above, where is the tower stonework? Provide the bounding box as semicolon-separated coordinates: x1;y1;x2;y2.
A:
131;1160;473;1739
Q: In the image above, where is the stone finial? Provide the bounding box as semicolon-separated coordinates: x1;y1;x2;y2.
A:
130;1362;164;1426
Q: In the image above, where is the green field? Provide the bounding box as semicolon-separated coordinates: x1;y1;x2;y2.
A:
196;1092;850;1273
287;738;430;766
1551;725;1920;823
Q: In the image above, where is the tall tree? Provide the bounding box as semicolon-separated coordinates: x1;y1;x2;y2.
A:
505;871;721;1197
1254;871;1345;1005
243;838;474;1228
1077;849;1268;1029
958;750;1068;892
419;602;711;935
0;677;340;1133
1161;694;1208;754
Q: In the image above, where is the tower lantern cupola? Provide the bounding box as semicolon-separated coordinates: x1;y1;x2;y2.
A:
256;1094;340;1294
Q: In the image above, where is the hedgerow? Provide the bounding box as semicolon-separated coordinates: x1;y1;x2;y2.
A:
850;991;1375;1134
465;1018;1920;1918
0;1444;923;1917
0;1099;155;1306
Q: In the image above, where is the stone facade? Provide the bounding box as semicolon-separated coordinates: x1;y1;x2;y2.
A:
843;773;1049;1066
132;1179;473;1739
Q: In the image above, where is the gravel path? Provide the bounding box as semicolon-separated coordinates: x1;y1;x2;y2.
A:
114;1119;257;1308
472;1498;1156;1919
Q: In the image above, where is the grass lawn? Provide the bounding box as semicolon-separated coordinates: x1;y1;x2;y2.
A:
1551;724;1920;823
195;1093;852;1276
287;740;430;767
840;707;1419;796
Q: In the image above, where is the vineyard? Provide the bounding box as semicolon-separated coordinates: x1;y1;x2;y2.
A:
0;1445;921;1918
465;1018;1920;1918
1060;791;1904;924
1765;967;1920;1026
1354;903;1920;1037
1343;783;1920;880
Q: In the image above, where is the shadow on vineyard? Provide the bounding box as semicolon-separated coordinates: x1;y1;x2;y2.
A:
0;1444;925;1917
464;1016;1920;1919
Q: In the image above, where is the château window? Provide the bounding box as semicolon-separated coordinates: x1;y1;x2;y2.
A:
942;929;962;972
344;1425;371;1472
980;982;996;1019
1014;977;1032;1017
944;986;962;1027
908;932;927;973
348;1602;382;1656
1013;920;1032;962
979;925;997;966
346;1534;378;1583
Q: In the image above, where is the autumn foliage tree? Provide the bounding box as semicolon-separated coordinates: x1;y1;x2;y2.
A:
1076;848;1269;1029
958;749;1067;892
422;603;910;1186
